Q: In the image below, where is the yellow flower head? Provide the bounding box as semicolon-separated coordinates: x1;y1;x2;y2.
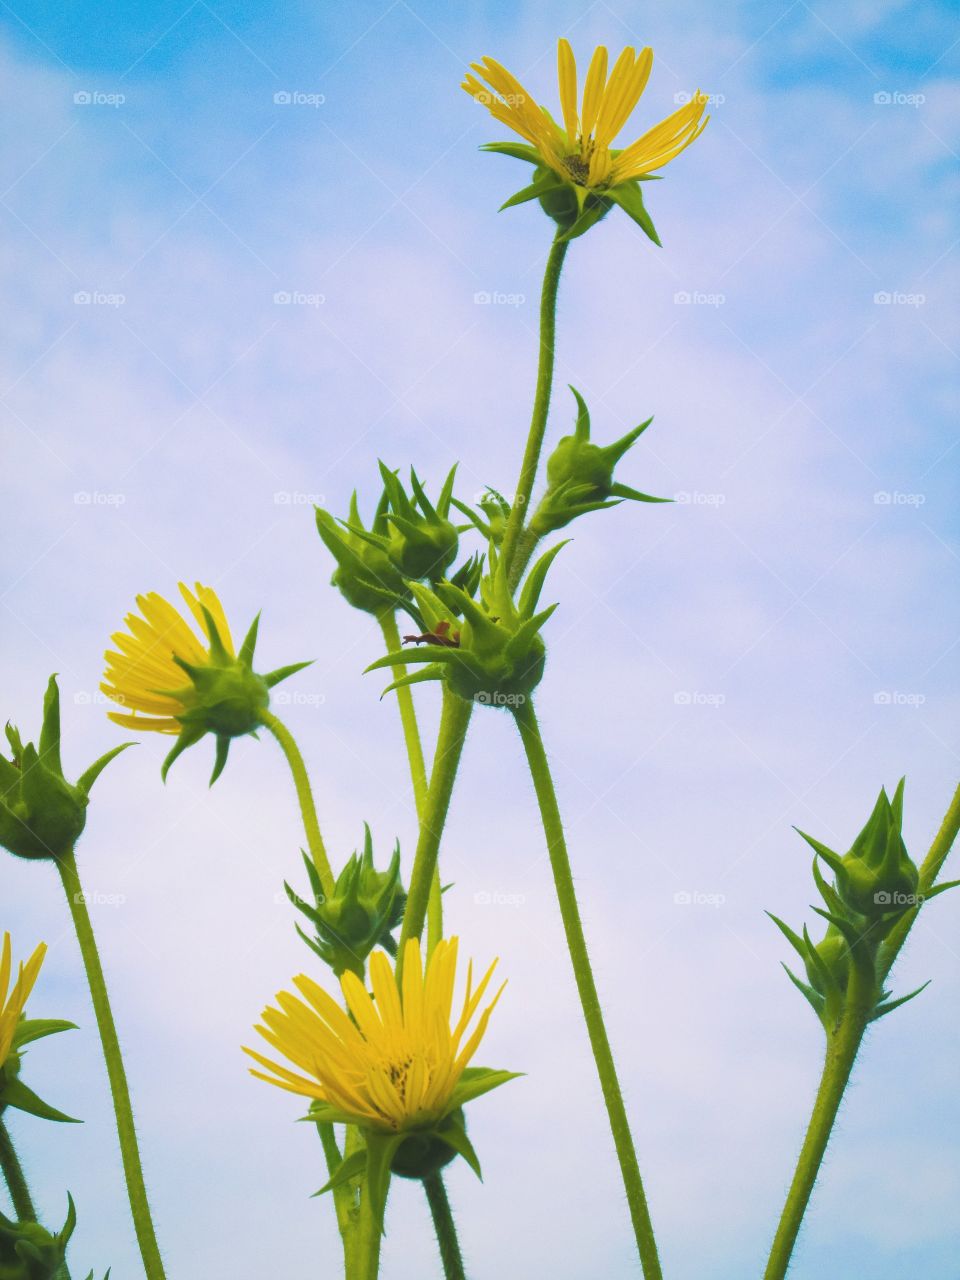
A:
102;583;234;735
0;933;46;1070
102;582;311;783
463;40;709;241
246;937;513;1132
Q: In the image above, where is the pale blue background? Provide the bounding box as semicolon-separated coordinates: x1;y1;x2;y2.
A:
1;2;958;1277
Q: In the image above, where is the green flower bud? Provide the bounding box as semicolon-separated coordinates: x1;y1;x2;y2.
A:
366;539;565;709
374;463;460;583
315;488;410;618
285;825;404;978
803;928;850;998
451;488;511;546
0;678;130;861
0;1196;76;1280
530;388;667;535
798;780;920;922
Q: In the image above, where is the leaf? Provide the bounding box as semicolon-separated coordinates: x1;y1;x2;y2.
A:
13;1018;78;1049
870;980;931;1022
0;1078;80;1124
314;1148;367;1197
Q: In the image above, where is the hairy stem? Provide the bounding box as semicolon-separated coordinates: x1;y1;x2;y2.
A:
424;1173;467;1280
259;709;335;897
765;778;960;1278
763;962;874;1280
377;612;443;951
56;850;166;1280
513;698;662;1279
500;233;569;577
396;689;472;971
0;1116;37;1221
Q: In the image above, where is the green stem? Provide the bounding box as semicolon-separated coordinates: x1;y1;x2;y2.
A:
879;780;960;983
377;613;443;951
512;698;662;1280
507;525;544;593
763;963;874;1280
396;689;472;970
56;850;166;1280
499;233;569;577
355;1178;383;1280
259;709;335;898
424;1173;467;1280
765;779;960;1279
0;1116;37;1221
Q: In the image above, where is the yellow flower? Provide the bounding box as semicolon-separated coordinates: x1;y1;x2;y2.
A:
0;933;46;1069
102;583;234;735
246;937;516;1223
102;583;311;783
245;936;509;1131
463;40;709;241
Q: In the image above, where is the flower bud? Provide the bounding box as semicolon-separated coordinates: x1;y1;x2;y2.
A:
366;539;566;708
530;388;667;535
390;1108;466;1180
451;488;510;546
0;1195;76;1280
315;488;409;617
799;780;920;922
285;826;404;977
375;464;460;582
0;678;130;861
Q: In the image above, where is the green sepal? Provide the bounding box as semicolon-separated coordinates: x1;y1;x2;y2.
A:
315;1148;367;1197
607;182;662;246
363;1131;404;1233
780;963;825;1019
12;1019;77;1049
160;724;205;783
263;661;314;689
449;1066;522;1110
870;980;931;1022
75;743;135;796
923;879;960;900
500;170;564;211
766;912;808;963
480;141;542;164
429;1114;483;1180
0;1077;80;1124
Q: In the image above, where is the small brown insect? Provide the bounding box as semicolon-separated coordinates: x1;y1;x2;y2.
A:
403;619;461;648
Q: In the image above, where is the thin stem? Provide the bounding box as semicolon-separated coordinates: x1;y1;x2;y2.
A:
765;779;960;1279
259;709;335;897
56;850;166;1280
424;1173;467;1280
396;689;472;970
0;1116;37;1221
377;613;443;951
763;963;874;1280
355;1178;383;1280
499;233;569;576
512;698;662;1280
879;779;960;983
507;525;544;593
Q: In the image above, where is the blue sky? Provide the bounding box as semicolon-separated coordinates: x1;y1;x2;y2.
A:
1;1;958;1277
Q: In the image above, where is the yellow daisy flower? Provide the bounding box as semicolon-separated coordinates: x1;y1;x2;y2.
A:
102;583;311;783
463;40;709;241
246;937;517;1223
0;933;46;1070
102;583;234;735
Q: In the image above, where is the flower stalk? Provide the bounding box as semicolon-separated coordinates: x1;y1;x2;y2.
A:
424;1172;467;1280
0;1117;37;1223
513;697;663;1280
56;849;166;1280
259;709;335;897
